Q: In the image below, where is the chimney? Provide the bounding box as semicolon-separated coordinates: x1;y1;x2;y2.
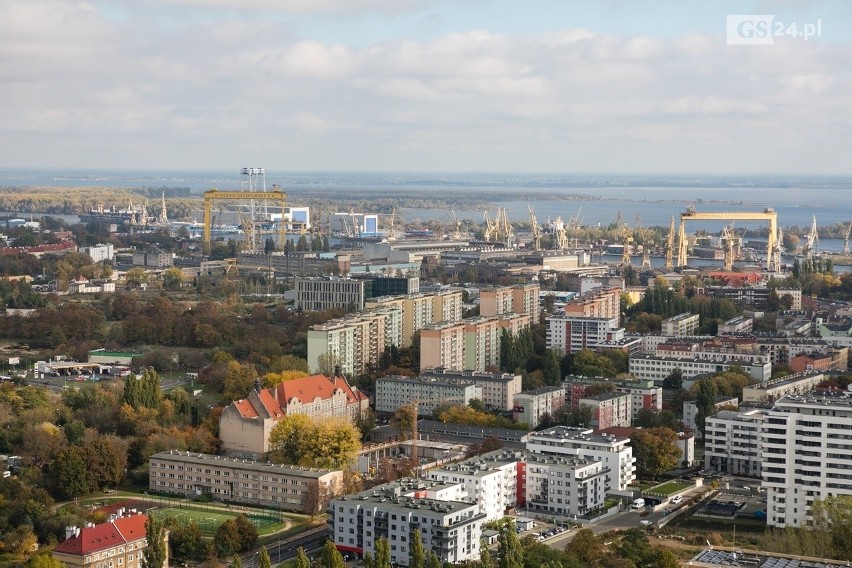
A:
334;365;341;377
65;526;78;540
254;377;262;393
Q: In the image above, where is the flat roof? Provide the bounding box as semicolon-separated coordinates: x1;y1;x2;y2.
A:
151;450;337;478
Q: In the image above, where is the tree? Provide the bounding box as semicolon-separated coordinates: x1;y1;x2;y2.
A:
258;547;271;568
694;377;719;437
631;428;681;480
480;543;496;568
811;495;852;560
295;548;311;568
234;515;258;551
375;537;391;568
215;520;242;558
565;529;604;565
142;515;168;568
662;368;683;390
231;557;242;568
541;348;562;385
648;549;680;568
170;521;205;561
49;446;92;499
319;541;344;568
410;529;425;568
392;404;417;440
264;237;276;254
269;415;360;469
303;481;330;518
27;554;66;568
497;521;523;568
426;552;441;568
162;268;184;290
317;352;341;377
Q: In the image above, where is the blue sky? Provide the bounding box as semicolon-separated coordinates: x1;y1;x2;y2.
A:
1;0;851;173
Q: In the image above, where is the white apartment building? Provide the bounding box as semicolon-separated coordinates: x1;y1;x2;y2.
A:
295;277;366;311
524;453;607;518
545;315;624;356
330;480;484;565
428;450;520;522
704;408;767;478
79;243;114;263
513;386;566;428
628;354;771;384
374;375;482;416
526;426;636;492
419;368;522;411
718;316;753;335
662;313;700;337
307;321;357;376
761;391;852;528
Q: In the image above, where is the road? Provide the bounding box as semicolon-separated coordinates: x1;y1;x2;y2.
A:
242;526;330;568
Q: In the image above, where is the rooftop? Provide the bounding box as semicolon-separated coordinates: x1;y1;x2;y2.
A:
151;450;338;478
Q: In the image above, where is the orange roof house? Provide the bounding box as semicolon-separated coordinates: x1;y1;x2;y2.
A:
53;512;163;568
219;374;369;459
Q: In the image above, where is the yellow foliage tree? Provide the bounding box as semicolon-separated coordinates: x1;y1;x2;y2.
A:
261;370;311;388
268;415;360;469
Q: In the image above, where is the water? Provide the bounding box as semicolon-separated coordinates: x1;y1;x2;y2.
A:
2;169;852;230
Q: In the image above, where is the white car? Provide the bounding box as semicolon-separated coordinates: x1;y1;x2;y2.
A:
671;495;683;504
640;520;653;527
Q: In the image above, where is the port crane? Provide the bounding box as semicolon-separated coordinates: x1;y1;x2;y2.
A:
665;216;676;271
677;206;780;272
844;221;852;255
802;215;819;260
202;189;287;253
528;204;542;252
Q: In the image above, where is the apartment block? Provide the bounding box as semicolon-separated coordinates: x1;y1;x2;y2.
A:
545;315;624;356
374;375;482;416
563;377;662;420
561;287;620;319
704;408;767;477
366;290;463;348
330;480;484;565
420;321;466;371
526;426;636;492
432;289;464;322
629;354;772;384
463;316;500;372
479;283;540;317
149;450;343;513
718;316;754;335
790;350;848;373
523;453;607;518
662;313;700;336
513;386;566;428
307;321;357;376
761;391;852;528
702;286;802;310
497;312;533;336
419;368;522;411
295;277;366;311
307;307;403;376
79;243;114;263
579;393;631;430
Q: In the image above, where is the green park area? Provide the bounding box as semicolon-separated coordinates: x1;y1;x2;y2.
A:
647;480;693;497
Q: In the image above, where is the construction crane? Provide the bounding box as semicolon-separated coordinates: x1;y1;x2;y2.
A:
720;226;735;271
483;211;497;242
528;204;542;252
497;207;514;246
555;220;569;250
803;215;819;260
450;209;462;240
665;216;676;270
844;220;852;255
202;189;287;253
621;224;633;266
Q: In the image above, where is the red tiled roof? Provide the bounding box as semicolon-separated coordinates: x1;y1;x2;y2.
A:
114;514;147;542
233;398;258;418
277;374;339;405
54;514;148;556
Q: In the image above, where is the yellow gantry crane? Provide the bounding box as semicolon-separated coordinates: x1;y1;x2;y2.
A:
677;206;779;272
528;204;542;252
203;189;287;253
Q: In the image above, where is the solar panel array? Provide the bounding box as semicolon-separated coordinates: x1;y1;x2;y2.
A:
693;550;839;568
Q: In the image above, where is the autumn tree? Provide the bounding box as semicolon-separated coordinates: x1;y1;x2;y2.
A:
258;547;271;568
392;404;417;440
497;521;523;568
631;427;681;480
295;548;311;568
410;528;425;568
374;537;391;568
268;415;360;469
319;540;344;568
142;515;167;568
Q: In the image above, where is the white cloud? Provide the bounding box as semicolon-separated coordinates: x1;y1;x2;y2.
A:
151;0;427;15
0;0;850;172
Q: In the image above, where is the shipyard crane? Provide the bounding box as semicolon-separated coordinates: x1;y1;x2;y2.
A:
844;220;852;255
483;211;497;242
450;209;462;240
720;226;735;271
677;206;780;272
528;204;542;252
803;215;819;260
665;216;676;270
555;220;569;251
621;224;633;266
497;207;514;246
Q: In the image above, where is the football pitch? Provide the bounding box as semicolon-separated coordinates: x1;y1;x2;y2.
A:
147;505;284;536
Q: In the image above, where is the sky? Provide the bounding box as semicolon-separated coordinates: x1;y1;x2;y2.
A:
1;0;851;173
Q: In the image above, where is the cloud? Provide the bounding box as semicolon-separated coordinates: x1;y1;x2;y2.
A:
1;0;850;173
151;0;428;15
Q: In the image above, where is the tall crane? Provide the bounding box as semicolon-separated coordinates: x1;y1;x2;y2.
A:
803;215;819;260
844;220;852;255
665;216;675;270
720;226;735;271
528;204;542;252
483;211;497;242
450;210;462;240
402;395;472;472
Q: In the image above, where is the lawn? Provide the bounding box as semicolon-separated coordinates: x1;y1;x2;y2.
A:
647;480;692;496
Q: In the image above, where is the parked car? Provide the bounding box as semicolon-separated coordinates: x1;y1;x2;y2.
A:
640;520;653;527
671;495;683;504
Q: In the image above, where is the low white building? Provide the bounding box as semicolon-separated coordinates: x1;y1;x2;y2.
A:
662;313;700;337
420;368;522;411
545;315;624;356
79;243;114;263
374;375;482;416
526;426;636;492
629;354;771;384
523;453;607;517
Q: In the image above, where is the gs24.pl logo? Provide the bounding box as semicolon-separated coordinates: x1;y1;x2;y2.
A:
727;15;822;45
